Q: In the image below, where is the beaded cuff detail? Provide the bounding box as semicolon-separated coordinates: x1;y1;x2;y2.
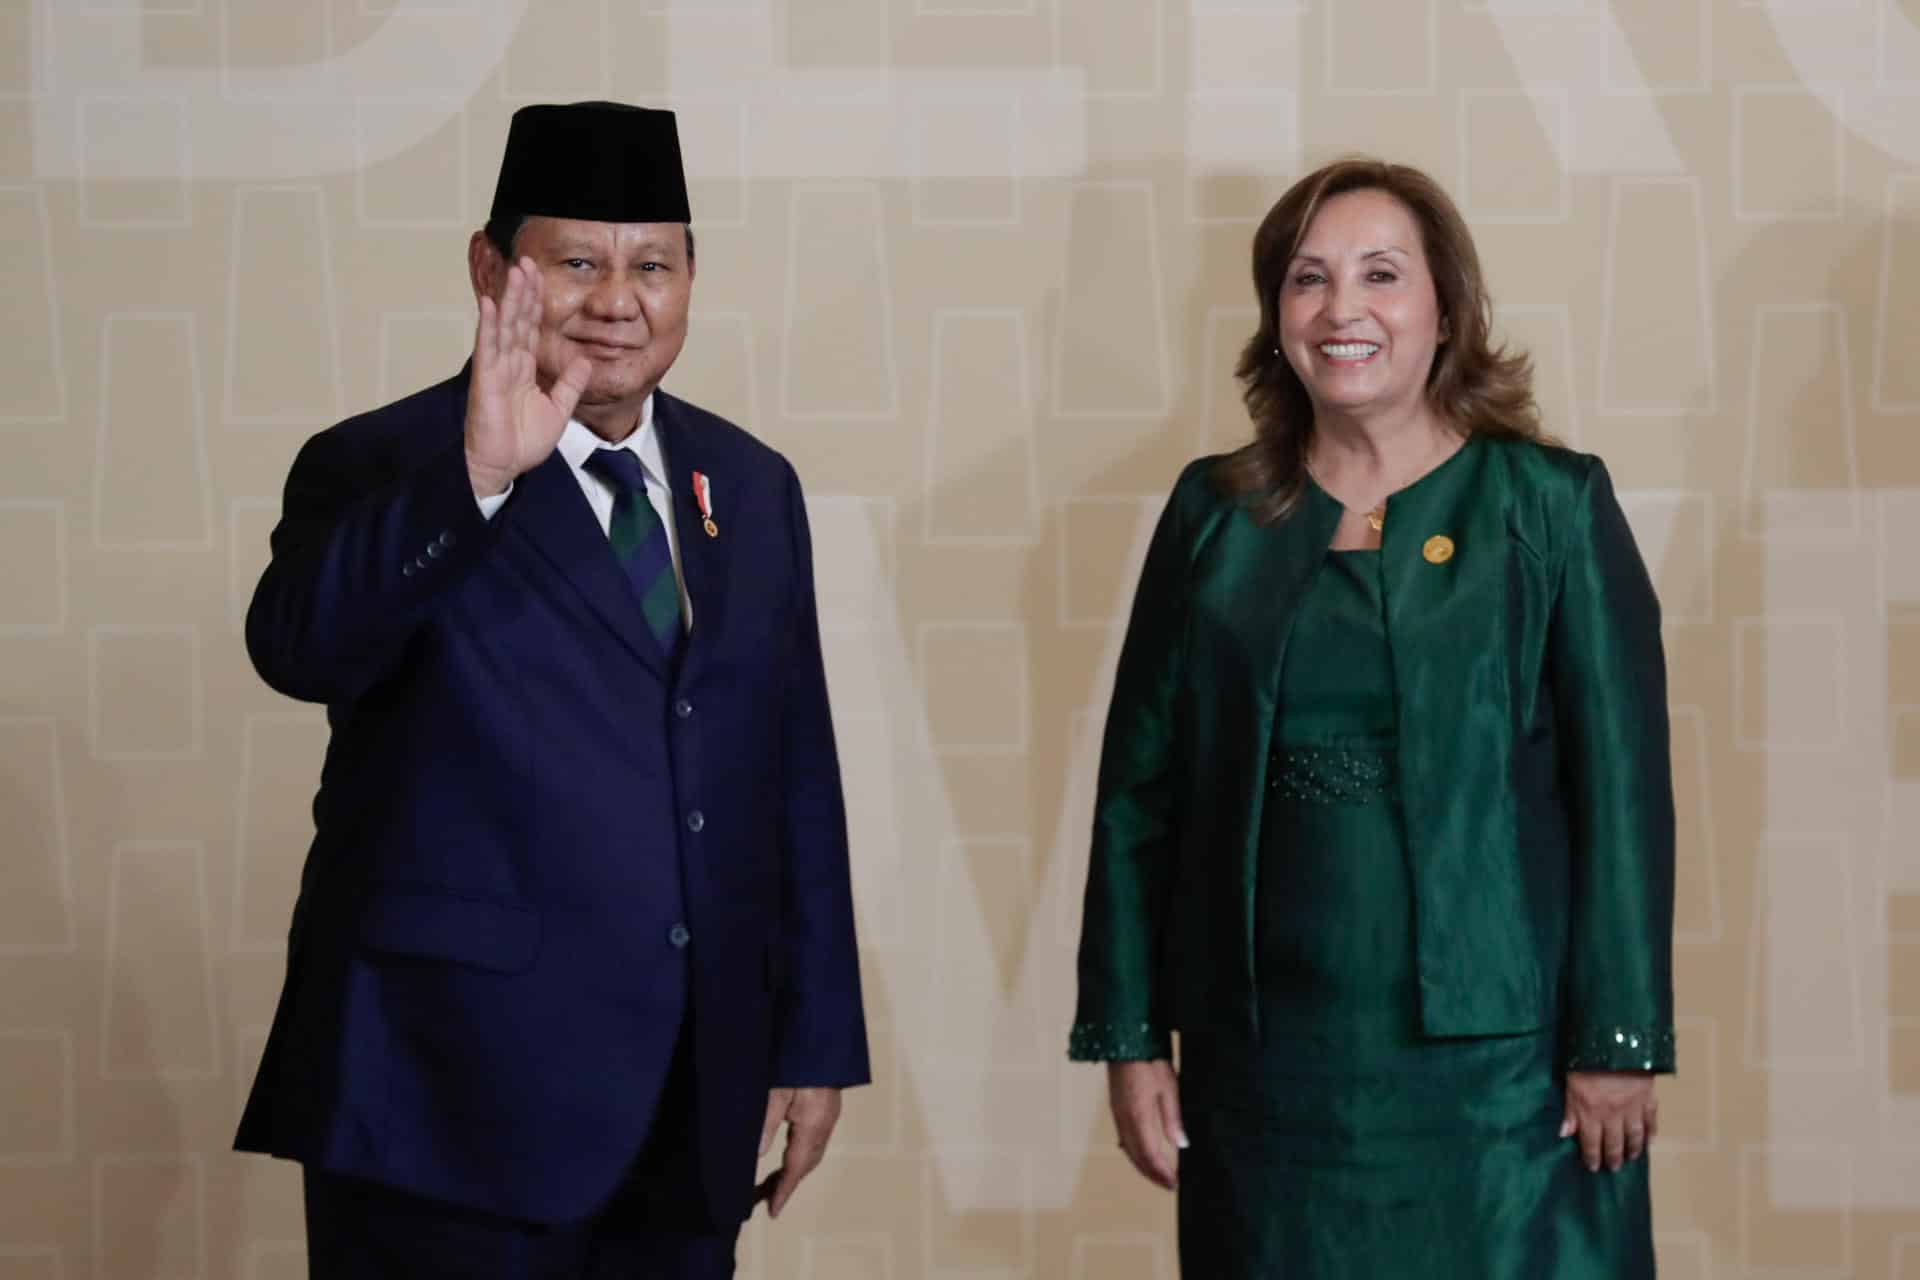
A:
1268;743;1396;805
1068;1021;1172;1062
1565;1024;1677;1073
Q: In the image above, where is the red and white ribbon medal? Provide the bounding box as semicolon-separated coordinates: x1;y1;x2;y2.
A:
693;471;718;538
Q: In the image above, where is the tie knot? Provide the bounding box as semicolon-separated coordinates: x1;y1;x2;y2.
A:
583;446;650;496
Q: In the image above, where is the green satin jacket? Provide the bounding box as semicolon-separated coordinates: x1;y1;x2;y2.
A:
1068;436;1676;1074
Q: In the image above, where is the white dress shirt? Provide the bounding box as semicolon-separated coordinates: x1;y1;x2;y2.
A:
475;393;691;626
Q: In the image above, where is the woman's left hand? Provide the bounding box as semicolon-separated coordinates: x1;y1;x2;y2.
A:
1561;1071;1658;1172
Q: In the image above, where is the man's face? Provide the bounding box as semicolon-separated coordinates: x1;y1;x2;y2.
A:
475;217;694;428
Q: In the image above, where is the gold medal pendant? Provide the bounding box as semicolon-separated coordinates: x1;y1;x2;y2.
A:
693;472;718;539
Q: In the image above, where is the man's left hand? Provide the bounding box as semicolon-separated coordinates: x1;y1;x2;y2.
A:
1562;1071;1658;1172
756;1087;842;1218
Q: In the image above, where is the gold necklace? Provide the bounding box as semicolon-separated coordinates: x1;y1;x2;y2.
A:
1304;460;1387;531
1308;432;1461;533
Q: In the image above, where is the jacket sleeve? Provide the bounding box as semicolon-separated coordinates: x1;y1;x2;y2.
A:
245;428;501;706
1549;458;1678;1073
1067;462;1203;1062
769;461;872;1088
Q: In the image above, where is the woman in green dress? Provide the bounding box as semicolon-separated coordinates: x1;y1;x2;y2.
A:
1069;158;1675;1277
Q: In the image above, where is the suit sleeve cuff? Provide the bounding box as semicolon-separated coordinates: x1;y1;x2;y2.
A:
1564;1023;1676;1073
476;481;513;521
1068;1020;1171;1062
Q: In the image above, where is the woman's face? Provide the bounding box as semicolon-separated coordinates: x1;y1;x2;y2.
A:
1275;188;1445;427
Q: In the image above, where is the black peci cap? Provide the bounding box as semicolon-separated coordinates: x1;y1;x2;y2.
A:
488;101;691;224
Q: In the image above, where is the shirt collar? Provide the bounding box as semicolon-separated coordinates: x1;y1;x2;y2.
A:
559;392;665;487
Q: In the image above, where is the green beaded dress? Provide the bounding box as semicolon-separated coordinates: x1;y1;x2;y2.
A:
1173;548;1654;1277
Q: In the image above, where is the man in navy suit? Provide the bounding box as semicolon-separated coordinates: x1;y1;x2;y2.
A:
235;101;870;1278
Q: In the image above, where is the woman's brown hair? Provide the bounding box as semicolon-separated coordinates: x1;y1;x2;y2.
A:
1217;157;1544;523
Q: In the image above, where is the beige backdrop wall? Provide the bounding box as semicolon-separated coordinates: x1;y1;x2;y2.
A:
1;0;1918;1276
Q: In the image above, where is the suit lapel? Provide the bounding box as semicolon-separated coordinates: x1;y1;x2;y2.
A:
1376;435;1496;635
1214;483;1343;701
508;450;669;680
1199;486;1341;1011
653;393;734;678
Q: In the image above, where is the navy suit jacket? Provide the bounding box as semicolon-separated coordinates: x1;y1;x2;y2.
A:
234;369;870;1226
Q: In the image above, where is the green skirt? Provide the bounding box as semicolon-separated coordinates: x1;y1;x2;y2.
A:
1174;748;1654;1278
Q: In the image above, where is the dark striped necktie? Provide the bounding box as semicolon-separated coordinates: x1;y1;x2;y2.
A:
582;447;683;661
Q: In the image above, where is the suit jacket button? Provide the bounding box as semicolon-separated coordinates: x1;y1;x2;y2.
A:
674;699;694;719
439;531;456;549
402;562;416;577
669;924;691;948
686;810;705;833
426;542;443;559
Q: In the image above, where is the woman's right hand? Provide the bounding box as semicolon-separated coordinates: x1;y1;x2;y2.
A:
1108;1059;1189;1190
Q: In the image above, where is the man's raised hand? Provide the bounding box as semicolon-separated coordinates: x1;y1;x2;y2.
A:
464;257;592;498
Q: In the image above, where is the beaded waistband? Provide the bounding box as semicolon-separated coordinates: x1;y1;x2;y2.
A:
1267;741;1397;805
